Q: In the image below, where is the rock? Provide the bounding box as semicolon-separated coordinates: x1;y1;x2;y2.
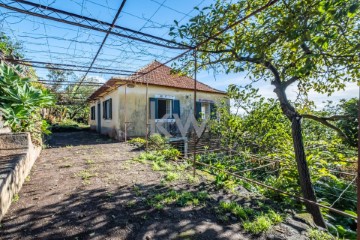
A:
293;213;316;228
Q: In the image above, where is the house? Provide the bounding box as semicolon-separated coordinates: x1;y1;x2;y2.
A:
87;61;228;140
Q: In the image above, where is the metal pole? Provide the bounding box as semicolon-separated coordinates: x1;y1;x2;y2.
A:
193;49;197;177
124;84;127;142
357;85;360;240
145;77;149;152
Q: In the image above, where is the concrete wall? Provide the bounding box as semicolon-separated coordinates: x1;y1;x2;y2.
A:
90;84;228;139
0;133;41;221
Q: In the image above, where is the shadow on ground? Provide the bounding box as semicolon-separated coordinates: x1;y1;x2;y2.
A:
44;131;118;148
1;182;249;240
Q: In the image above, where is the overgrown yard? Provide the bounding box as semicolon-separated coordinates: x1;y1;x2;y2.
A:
1;131;320;240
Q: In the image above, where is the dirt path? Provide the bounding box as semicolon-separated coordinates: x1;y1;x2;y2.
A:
0;131;311;240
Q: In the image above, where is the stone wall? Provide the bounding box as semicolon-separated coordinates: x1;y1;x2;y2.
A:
0;132;41;221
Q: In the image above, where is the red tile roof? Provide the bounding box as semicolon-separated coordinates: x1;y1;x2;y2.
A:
88;61;226;101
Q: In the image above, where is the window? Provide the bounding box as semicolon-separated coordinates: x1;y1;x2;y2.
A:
196;101;216;120
90;106;95;120
201;103;210;120
102;98;112;120
158;99;172;118
149;98;180;119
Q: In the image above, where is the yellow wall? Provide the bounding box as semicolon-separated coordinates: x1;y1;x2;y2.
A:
90;84;228;139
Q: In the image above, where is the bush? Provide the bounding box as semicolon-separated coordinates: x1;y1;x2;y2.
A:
128;137;147;148
159;148;181;161
0;63;54;145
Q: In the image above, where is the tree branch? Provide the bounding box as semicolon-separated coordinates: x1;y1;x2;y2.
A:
283;76;299;89
302;114;350;141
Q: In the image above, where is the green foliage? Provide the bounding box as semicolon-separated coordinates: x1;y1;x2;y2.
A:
128;137;147;148
45;68;99;123
308;229;338;240
12;194;20;203
242;211;283;234
161;148;181;161
146;190;208;209
334;98;358;147
0;32;23;58
148;133;168;150
0;63;55;145
172;0;359;96
164;172;180;182
201;92;357;237
218;201;250;220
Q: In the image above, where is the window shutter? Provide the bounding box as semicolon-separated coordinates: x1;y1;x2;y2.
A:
149;98;158;119
109;99;112;119
195;101;202;120
102;101;106;119
172;100;180;118
210;103;216;119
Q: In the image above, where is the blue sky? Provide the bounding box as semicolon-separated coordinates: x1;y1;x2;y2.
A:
0;0;357;107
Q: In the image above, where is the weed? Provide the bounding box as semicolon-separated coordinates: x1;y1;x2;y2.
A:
12;194;20;203
267;210;283;224
186;174;200;183
85;159;95;165
106;192;113;198
77;170;96;183
243;215;272;234
242;211;283;234
126;199;137;208
159;148;181;161
128;137;146;148
218;201;248;220
147;189;207;209
308;229;337;240
133;185;142;196
164;172;180;182
154;202;165;210
25;175;31;182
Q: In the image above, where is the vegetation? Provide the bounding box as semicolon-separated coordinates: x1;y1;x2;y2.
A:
146;189;209;209
172;0;359;229
197;93;357;238
0;63;55;145
45;67;99;124
243;211;283;234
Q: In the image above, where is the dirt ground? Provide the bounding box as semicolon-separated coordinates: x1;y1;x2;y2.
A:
0;131;311;240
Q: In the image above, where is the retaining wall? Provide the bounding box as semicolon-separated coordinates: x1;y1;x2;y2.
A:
0;132;41;221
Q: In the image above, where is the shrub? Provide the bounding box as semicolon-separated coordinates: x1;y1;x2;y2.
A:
0;64;55;145
128;137;147;148
159;148;181;161
242;211;283;234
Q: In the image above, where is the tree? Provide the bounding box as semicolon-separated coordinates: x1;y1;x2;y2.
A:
46;67;99;122
171;0;359;227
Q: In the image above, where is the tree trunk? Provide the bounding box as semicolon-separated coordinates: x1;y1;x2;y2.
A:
273;83;326;228
291;115;326;228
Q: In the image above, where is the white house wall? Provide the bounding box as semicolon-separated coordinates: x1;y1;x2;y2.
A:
119;84;227;138
90;84;228;140
89;88;121;139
